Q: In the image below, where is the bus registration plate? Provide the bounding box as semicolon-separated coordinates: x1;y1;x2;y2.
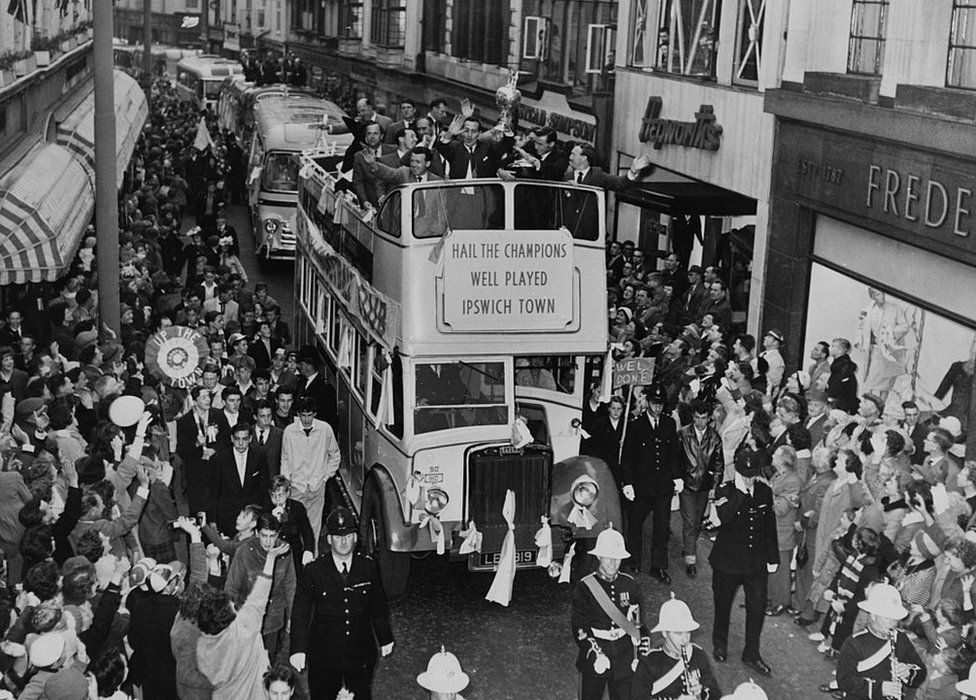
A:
480;550;535;567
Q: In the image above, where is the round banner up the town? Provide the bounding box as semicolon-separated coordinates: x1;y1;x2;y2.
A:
144;326;210;388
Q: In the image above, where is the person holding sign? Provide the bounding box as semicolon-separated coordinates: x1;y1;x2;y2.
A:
620;384;679;584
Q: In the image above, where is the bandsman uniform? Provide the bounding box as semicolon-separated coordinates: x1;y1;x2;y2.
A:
632;594;722;700
290;508;393;700
571;529;646;700
836;583;926;699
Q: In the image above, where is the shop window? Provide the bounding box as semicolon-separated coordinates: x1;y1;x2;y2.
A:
451;0;509;66
848;0;888;75
339;0;362;38
628;0;648;66
370;0;405;47
655;0;721;79
733;0;763;86
423;0;447;52
949;0;976;89
804;262;976;428
520;0;617;93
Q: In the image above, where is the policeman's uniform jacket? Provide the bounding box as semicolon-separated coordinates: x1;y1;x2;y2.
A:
707;478;778;575
571;571;643;680
836;628;925;699
631;644;722;699
290;552;393;670
621;413;680;498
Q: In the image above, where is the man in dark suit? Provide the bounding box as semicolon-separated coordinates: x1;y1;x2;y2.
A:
709;447;778;677
289;507;394;700
269;474;315;572
585;395;627;486
382;98;417;145
355;97;393;140
564;145;651;238
826;338;859;413
252;399;284;477
902;401;927;465
621;384;680;583
680;265;708;325
0;309;25;348
175;386;223;515
352;124;397;208
805;389;831;447
266;305;292;348
296;345;338;427
434;112;513;180
248;318;282;370
210;421;271;535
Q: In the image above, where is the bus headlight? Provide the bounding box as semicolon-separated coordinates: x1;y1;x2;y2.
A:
424;488;449;515
263;219;278;233
572;479;599;508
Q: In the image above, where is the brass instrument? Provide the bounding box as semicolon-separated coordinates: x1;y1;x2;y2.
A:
680;643;706;700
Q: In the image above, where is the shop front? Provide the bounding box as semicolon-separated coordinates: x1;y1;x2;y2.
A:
762;97;976;440
611;70;774;333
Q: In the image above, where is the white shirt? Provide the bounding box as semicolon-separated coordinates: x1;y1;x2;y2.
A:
734;473;754;497
332;552;352;575
234;448;248;485
223;410;239;429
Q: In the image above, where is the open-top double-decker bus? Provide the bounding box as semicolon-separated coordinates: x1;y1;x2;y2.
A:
293;149;619;593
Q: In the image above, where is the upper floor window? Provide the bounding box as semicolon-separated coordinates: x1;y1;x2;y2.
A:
655;0;721;79
847;0;888;75
519;0;617;95
451;0;509;66
733;0;763;85
371;0;405;47
628;0;648;66
949;0;976;89
339;0;363;38
423;0;448;52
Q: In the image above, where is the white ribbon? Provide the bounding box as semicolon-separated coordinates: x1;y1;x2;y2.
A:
558;542;576;584
568;503;598;530
485;489;517;606
418;513;446;555
534;516;552;568
459;520;483;554
598;347;614;403
373;352;395;429
337;327;353;370
511;417;533;448
404;472;425;510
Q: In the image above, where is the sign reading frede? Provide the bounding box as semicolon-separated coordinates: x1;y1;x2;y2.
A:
440;229;575;332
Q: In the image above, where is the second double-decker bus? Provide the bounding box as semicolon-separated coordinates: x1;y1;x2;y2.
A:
247;95;352;260
175;55;243;112
294;148;619;594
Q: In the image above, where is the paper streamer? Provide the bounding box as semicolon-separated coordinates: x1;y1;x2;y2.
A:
534;516;552;568
459;521;482;554
485;490;516;606
558;542;576;584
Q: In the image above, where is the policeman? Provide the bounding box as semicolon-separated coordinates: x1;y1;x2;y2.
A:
621;383;680;583
571;527;649;700
632;594;722;699
708;447;778;677
836;583;925;699
289;507;394;700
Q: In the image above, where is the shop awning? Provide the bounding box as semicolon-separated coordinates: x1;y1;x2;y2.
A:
56;70;149;189
618;166;757;217
0;142;95;284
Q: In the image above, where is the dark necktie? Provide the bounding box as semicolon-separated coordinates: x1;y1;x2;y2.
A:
258;429;266;445
576;171;583;184
341;561;349;582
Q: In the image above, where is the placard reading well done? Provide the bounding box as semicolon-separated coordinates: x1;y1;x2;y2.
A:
440;229;575;332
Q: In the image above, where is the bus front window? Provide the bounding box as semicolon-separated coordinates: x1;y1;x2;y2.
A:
414;361;507;434
262;152;299;192
204;81;223;98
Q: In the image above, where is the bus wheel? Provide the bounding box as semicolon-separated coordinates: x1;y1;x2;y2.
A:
362;494;410;596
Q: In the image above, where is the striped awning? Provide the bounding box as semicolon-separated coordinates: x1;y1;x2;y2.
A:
0;142;95;284
56;70;149;189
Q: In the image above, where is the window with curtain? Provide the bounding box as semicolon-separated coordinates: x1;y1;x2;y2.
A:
847;0;888;75
949;0;976;89
339;0;363;38
732;0;763;85
629;0;648;66
370;0;405;47
519;0;617;92
451;0;509;65
423;0;447;51
655;0;721;78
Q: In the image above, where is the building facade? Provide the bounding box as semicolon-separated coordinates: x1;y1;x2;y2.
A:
762;0;976;446
114;0;204;48
610;0;789;332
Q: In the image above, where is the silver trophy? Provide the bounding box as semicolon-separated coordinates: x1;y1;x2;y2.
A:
494;69;522;136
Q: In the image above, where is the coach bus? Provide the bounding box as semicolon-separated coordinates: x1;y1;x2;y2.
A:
175;55;243;112
247;96;352;260
217;79;317;145
293;150;619;593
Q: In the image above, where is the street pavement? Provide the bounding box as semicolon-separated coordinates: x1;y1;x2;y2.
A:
227;202;834;699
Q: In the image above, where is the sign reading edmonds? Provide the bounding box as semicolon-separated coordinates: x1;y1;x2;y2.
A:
440;230;575;332
638;96;722;151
